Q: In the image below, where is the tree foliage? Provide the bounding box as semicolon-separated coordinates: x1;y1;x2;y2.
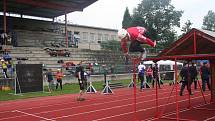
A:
122;7;132;29
130;0;183;49
181;20;192;36
202;10;215;32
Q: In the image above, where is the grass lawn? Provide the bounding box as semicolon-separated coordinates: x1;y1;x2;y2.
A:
0;79;132;101
0;78;175;101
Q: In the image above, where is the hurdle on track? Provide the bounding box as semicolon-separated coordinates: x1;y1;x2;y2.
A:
86;81;97;93
102;80;113;94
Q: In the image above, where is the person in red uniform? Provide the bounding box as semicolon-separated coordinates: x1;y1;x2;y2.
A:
118;26;156;60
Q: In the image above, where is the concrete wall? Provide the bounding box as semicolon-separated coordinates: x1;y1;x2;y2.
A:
44;73;132;85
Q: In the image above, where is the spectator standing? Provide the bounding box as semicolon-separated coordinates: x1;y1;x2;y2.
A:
46;69;54;92
190;62;198;90
138;62;146;91
102;64;108;84
152;63;161;88
179;63;192;96
146;65;153;83
55;69;63;90
200;62;211;91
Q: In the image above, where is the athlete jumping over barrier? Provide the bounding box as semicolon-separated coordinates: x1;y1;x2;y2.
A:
118;26;156;60
118;26;156;120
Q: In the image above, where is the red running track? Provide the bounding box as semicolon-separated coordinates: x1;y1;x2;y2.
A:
0;84;213;121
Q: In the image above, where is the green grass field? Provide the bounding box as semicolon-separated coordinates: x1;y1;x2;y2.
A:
0;79;132;101
0;78;176;102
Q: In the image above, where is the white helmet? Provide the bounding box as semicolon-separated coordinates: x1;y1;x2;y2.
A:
118;29;128;39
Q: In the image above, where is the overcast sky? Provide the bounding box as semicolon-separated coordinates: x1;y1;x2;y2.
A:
58;0;215;34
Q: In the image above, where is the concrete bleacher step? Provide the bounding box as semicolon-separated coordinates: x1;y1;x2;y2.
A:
9;46;126;69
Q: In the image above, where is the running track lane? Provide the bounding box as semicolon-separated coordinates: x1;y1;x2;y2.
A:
0;85;211;121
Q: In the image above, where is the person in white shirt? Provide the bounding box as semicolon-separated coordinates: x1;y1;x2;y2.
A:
138;62;146;91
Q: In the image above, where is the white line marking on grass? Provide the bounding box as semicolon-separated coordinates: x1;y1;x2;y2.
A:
13;110;55;121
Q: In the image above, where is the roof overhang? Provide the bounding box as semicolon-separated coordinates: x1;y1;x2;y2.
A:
145;54;215;61
145;28;215;61
0;0;97;18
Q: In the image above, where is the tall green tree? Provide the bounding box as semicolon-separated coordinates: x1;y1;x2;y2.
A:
202;10;215;32
130;0;183;49
181;20;192;35
122;7;132;29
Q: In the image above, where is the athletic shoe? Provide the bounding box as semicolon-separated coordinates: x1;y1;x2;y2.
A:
77;97;85;101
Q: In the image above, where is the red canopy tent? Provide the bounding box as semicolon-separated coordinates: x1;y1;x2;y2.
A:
143;28;215;120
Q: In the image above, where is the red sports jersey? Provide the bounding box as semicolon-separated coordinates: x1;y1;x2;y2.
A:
121;26;154;54
127;27;146;40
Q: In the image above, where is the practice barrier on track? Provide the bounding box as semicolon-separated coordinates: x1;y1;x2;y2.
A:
16;64;43;94
86;82;97;93
102;80;113;94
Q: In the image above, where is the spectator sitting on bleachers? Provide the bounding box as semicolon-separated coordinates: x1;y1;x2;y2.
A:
1;59;9;78
3;53;12;61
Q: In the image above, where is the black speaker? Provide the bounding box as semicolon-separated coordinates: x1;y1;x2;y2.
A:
16;64;43;93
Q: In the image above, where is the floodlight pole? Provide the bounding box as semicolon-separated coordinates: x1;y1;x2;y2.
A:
3;0;7;34
65;12;68;48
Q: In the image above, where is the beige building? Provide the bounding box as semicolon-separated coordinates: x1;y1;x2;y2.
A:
64;24;118;50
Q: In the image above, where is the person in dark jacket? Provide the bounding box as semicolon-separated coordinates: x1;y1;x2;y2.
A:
190;62;198;89
200;62;211;92
46;69;54;92
77;64;86;101
179;63;192;96
152;63;161;89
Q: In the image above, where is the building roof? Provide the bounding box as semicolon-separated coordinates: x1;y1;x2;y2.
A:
145;28;215;61
0;0;97;18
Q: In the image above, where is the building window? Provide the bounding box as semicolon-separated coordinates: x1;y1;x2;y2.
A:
82;32;88;42
103;34;109;41
98;33;102;41
90;33;95;43
110;35;116;40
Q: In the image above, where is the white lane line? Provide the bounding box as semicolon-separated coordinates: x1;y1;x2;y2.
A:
92;94;210;121
0;89;207;121
12;110;55;121
204;116;215;121
144;103;212;121
0;89;171;121
0;88;170;113
33;89;173;114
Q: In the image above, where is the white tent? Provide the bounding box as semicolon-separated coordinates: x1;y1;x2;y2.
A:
143;60;183;66
143;61;154;65
157;60;183;66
